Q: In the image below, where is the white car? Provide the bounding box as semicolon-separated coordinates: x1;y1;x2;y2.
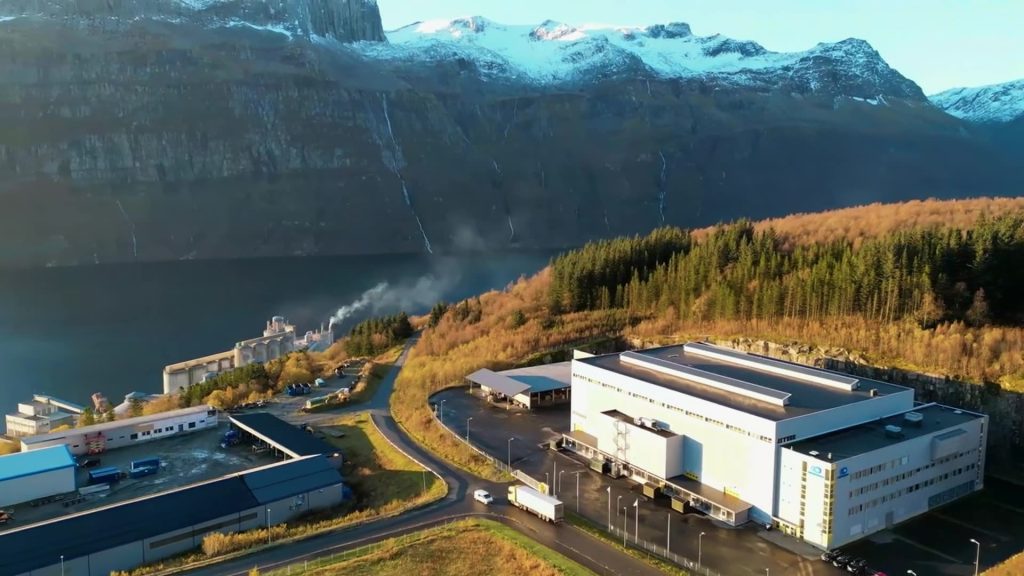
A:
473;489;494;505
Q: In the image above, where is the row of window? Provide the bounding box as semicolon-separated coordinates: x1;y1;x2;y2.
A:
846;464;977;516
849;449;976;498
574;372;775;443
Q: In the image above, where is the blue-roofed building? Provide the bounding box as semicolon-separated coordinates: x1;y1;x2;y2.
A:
0;445;77;507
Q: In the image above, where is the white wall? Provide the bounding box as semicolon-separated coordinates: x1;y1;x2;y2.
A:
0;466;76;507
778;389;914;444
25;408;218;456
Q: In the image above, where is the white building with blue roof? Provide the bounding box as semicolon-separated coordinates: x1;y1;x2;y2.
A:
0;445;77;507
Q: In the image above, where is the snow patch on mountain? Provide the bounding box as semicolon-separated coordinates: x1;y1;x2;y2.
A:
930;80;1024;123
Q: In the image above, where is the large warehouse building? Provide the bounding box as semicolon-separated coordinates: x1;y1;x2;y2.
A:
20;405;218;456
0;454;346;576
564;342;987;550
0;445;77;507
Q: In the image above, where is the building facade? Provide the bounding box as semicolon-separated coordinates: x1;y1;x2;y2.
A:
20;405;218;456
563;342;986;548
4;395;84;438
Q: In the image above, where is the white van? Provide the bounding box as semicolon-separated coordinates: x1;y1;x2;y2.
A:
473;489;494;505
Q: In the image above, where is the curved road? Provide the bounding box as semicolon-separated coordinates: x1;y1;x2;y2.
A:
183;338;667;576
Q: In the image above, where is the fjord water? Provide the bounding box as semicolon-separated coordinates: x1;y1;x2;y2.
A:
0;252;553;420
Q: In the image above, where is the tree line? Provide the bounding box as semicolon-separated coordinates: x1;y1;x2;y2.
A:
345;312;413;357
549;214;1024;327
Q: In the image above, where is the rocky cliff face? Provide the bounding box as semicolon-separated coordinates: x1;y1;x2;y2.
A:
0;4;1020;267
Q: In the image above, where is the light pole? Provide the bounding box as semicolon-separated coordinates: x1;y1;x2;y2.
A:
606;486;611;529
573;471;583;513
545;472;550;494
60;555;64;576
667;512;671;554
266;507;271;545
617;495;622;516
465;417;473;442
622;507;627;546
907;571;917;576
558;470;566;495
765;569;769;576
971;538;980;576
438;399;446;423
698;531;705;567
633;498;639;544
507;437;515;469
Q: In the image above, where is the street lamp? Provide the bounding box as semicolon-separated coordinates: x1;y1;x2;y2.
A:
606;486;611;529
622;507;627;546
466;417;473;442
633;499;639;544
60;555;64;576
765;569;769;576
907;571;917;576
698;531;705;567
266;508;272;545
438;399;446;423
617;495;622;516
971;538;980;576
545;472;550;494
558;470;566;495
666;512;671;554
573;471;583;513
507;437;516;469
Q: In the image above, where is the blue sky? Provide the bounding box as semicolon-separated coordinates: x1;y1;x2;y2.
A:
377;0;1024;94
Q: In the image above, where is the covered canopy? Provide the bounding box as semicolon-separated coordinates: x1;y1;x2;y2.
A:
466;369;530;397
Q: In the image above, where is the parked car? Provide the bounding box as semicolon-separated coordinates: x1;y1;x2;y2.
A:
833;555;853;569
846;558;868;574
473;489;494;505
821;550;838;563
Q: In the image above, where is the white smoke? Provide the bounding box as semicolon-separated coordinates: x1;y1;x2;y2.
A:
327;258;464;331
329;282;388;327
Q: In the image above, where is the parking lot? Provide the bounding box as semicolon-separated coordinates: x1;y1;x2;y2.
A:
3;422;277;530
434;386;1024;576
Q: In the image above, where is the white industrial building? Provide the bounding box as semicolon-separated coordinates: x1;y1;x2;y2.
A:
4;395;84;438
0;445;77;507
20;405;218;456
563;342;987;549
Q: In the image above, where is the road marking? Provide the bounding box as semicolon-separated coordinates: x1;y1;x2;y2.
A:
892;533;964;564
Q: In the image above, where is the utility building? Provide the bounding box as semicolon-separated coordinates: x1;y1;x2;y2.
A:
0;445;77;507
563;342;986;549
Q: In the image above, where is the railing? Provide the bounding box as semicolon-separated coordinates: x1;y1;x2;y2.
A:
607;524;722;576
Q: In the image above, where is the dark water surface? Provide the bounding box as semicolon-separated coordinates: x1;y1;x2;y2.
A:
0;252;553;423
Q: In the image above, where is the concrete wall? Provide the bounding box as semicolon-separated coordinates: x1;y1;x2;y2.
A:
0;466;76;507
590;412;684;479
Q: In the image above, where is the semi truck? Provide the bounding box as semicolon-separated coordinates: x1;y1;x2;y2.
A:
507;485;564;523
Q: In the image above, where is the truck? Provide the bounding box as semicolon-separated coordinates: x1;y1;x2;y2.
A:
129;457;161;478
507;485;564;523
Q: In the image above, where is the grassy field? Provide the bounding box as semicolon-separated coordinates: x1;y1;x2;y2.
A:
265;519;595;576
567;513;690;576
320;412;445;515
982;550;1024;576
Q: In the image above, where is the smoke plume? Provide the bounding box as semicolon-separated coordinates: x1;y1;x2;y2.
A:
329;282;388;327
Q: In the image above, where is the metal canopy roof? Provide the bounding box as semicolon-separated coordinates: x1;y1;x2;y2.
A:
467;369;530;397
230;412;337;459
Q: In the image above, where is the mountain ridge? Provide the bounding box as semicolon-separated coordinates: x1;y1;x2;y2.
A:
930;79;1024;123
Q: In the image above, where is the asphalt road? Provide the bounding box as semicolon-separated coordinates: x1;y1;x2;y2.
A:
181;338;668;576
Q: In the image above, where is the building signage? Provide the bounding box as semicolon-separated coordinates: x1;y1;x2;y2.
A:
838;467;849;479
808;465;824;478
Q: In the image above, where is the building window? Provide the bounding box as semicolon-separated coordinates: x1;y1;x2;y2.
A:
131;433;138;440
188;422;196;429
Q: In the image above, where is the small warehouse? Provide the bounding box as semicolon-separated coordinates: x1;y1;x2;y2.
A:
467;362;572;409
228;412;342;463
0;445;77;507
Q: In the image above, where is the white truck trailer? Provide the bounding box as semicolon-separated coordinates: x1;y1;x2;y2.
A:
507;485;564;523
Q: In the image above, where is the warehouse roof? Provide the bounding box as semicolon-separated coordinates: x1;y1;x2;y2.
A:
577;343;909;422
0;445;75;482
229;412;337;458
467;369;530;397
0;455;342;575
20;405;216;447
787;403;984;461
497;362;572;394
242;454;343;504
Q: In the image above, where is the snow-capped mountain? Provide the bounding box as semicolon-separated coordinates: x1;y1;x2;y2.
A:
930;80;1024;123
357;17;923;99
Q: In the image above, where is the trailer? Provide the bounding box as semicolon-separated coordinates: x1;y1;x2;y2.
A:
129;457;161;478
507;485;564;523
88;466;123;485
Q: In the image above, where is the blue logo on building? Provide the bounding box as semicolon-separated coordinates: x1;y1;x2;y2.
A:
808;465;823;478
838;467;849;478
